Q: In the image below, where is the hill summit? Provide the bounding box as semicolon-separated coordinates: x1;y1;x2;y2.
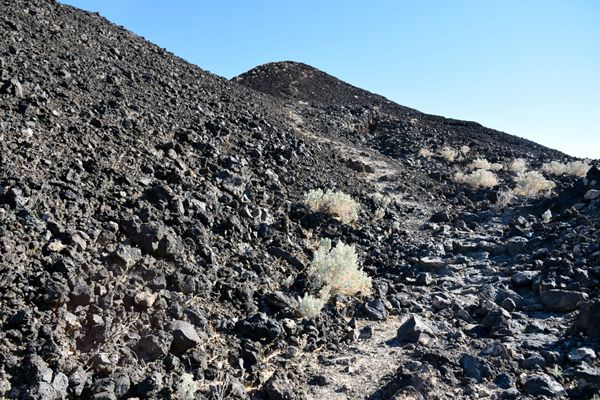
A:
1;1;599;399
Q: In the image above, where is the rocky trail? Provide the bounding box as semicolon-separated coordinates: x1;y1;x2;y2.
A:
1;1;600;399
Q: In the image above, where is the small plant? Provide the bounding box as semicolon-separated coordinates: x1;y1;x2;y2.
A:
489;163;504;171
454;169;499;189
509;158;528;174
309;238;372;296
370;192;392;208
304;189;359;224
418;148;433;158
542;160;591;178
513;171;556;197
468;158;503;171
439;147;458;162
460;145;471;156
469;158;492;170
296;293;325;318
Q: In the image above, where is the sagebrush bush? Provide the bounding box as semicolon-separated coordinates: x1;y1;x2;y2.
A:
304;189;359;224
468;158;503;171
542;160;591;178
454;169;499;189
309;238;372;296
513;171;556;197
460;145;471;155
296;293;325;318
509;158;528;174
439;147;458;162
469;158;492;170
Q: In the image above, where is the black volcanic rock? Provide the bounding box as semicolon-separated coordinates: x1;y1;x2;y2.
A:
1;1;599;399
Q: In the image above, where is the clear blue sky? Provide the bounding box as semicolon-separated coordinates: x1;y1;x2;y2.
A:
60;1;599;159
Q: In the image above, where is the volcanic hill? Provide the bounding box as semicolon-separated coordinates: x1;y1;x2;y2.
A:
1;1;599;399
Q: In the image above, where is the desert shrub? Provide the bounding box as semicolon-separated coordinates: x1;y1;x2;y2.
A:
304;189;359;224
309;238;371;296
460;145;471;155
542;160;590;178
513;171;556;197
566;160;591;177
454;169;499;189
469;158;492;170
439;147;458;162
370;193;392;208
509;158;528;174
468;158;503;171
489;163;504;171
296;293;325;318
418;148;433;157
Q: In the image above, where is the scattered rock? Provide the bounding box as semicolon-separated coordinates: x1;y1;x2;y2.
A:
362;299;388;320
396;314;435;344
170;320;203;354
523;374;566;397
540;289;588;312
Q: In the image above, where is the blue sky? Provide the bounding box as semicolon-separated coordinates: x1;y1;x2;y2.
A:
60;1;600;158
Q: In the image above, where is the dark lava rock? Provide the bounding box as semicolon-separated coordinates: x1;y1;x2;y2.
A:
540;289;588;312
577;299;600;337
237;313;283;343
264;373;296;400
523;374;566;397
362;299;388;321
111;243;142;268
396;314;435;344
460;354;491;382
170;320;202;355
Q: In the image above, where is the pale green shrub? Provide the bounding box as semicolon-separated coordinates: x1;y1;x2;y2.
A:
296;293;325;318
309;238;371;296
454;169;499;189
513;171;556;197
304;189;359;224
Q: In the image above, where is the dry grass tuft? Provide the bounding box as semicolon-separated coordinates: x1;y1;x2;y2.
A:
418;148;433;158
509;158;528;174
304;189;359;224
513;171;556;197
439;147;458;162
454;169;499;189
542;160;591;178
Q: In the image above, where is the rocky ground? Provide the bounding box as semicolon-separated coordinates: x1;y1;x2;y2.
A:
1;1;599;399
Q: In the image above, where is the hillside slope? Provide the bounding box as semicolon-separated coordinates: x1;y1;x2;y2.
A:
234;61;566;162
1;1;600;400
